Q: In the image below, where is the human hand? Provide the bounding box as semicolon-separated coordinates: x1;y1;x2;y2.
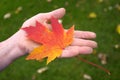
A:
0;8;97;59
19;8;97;57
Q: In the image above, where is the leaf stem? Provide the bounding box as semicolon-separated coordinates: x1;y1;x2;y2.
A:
76;56;111;75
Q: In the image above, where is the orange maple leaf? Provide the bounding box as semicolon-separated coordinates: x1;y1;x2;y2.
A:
22;17;74;64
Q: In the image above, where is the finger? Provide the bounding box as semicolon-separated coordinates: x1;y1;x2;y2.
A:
34;8;65;22
71;38;97;48
74;31;96;39
48;8;66;19
60;46;93;58
22;8;65;27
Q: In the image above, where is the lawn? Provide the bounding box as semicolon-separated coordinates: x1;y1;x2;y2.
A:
0;0;120;80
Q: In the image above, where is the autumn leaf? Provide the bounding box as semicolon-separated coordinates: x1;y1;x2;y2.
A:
89;12;97;18
22;17;74;64
116;24;120;34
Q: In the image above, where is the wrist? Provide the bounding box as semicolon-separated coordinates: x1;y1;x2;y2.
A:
1;32;27;59
0;40;22;71
0;31;27;71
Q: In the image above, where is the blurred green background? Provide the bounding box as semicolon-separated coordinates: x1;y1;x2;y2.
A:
0;0;120;80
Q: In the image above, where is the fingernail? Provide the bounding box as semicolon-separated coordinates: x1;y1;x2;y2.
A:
91;32;96;38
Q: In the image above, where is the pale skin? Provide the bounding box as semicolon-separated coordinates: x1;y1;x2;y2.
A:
0;8;97;71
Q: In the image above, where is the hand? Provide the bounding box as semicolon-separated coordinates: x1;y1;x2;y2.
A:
19;8;97;57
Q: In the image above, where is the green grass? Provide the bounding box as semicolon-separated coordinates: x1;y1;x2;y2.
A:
0;0;120;80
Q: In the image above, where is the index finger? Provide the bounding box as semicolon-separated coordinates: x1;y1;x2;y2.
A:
22;8;66;27
74;31;96;39
34;8;66;22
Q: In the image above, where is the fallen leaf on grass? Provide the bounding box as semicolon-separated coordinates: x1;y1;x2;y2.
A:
37;66;49;74
116;24;120;34
115;4;120;11
114;44;120;49
98;0;103;3
108;6;113;11
89;12;97;18
98;53;107;65
46;0;52;3
83;74;92;80
22;17;74;64
15;6;23;14
3;12;11;19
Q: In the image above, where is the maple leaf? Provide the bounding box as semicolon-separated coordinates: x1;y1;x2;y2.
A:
22;17;74;64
